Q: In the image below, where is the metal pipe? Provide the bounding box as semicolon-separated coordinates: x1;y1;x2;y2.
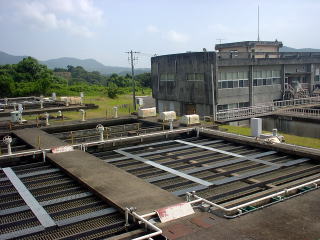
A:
188;178;320;214
0;127;196;160
131;212;162;240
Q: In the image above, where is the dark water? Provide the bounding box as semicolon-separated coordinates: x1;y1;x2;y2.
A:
262;117;320;138
229;117;320;138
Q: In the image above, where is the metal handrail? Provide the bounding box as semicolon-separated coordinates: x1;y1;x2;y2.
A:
186;178;319;217
217;96;320;120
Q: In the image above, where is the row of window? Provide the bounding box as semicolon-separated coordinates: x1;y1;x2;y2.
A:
217;102;250;111
160;73;205;82
160;73;175;81
253;78;281;86
160;70;282;83
219;70;281;81
218;78;281;89
218;80;249;89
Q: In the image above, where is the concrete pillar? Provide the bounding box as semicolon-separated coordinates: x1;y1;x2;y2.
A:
113;107;118;118
310;64;315;93
281;64;286;100
249;65;254;106
211;63;217;121
79;109;86;121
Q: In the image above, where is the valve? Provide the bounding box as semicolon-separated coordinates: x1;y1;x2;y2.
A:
79;109;86;122
96;124;105;141
44;112;50;126
3;136;13;155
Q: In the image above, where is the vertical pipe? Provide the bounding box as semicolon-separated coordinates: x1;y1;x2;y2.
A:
211;63;216;121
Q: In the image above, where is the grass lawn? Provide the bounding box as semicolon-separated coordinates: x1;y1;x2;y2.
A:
23;93;142;123
220;124;320;149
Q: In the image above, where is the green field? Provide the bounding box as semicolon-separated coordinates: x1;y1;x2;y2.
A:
24;94;320;149
220;124;320;149
24;93;145;123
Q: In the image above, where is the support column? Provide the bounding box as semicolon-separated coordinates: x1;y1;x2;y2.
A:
281;64;286;100
310;63;315;93
249;65;254;106
211;63;217;121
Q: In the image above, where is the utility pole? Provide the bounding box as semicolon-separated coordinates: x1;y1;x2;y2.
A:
257;5;260;41
126;50;140;111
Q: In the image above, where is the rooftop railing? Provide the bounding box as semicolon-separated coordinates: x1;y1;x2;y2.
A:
217;52;320;60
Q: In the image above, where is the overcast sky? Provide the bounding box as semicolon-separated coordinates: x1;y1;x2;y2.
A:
0;0;319;68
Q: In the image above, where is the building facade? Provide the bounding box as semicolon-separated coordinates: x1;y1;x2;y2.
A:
151;41;320;116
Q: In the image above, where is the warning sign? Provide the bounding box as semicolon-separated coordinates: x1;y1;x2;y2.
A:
156;202;194;223
51;146;74;154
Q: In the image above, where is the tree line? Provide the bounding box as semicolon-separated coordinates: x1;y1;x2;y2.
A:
0;57;151;98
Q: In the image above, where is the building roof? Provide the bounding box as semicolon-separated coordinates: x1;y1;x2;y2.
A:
215;41;283;50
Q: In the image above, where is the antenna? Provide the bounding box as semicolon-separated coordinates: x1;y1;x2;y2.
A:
216;38;225;44
257;5;260;41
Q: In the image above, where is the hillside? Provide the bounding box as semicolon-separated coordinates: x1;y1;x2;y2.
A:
280;46;320;52
0;51;150;75
0;51;27;65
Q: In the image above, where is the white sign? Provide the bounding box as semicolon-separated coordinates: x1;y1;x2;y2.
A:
156;202;194;223
51;146;74;154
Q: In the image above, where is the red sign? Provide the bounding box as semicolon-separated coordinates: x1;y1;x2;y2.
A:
156;202;194;223
51;146;74;154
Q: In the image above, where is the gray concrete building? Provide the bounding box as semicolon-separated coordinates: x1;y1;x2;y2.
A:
151;41;320;116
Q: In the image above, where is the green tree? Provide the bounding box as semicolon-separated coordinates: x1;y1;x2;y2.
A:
0;74;15;97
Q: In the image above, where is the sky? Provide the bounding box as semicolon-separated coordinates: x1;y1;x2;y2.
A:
0;0;319;68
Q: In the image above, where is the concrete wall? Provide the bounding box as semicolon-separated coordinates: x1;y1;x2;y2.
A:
151;52;320;116
152;52;216;116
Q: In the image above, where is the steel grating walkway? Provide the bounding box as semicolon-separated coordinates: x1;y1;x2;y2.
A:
0;161;141;240
89;136;320;205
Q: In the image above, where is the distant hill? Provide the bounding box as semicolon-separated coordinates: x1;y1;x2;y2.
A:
280;46;320;52
0;51;27;65
0;51;150;75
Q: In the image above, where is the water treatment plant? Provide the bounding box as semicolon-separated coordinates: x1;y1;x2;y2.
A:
0;38;319;240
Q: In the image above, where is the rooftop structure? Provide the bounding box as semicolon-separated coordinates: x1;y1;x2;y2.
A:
215;40;283;53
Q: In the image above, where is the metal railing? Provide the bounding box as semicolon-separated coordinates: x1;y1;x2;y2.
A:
216;96;320;121
280;107;320;118
217;51;320;60
186;178;320;218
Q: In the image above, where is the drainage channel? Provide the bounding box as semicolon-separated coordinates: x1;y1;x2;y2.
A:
0;160;144;240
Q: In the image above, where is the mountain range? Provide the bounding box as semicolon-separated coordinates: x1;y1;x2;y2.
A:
0;51;150;75
280;46;320;52
1;46;320;75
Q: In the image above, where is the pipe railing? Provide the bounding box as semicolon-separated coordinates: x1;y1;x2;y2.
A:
125;208;162;240
217;96;320;120
280;107;320;117
186;178;320;217
0;127;196;159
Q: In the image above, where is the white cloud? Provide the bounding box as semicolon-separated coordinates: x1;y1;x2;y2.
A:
13;0;103;38
166;30;188;43
146;25;159;33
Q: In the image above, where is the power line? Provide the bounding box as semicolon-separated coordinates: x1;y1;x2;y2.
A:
125;50;140;111
216;38;225;44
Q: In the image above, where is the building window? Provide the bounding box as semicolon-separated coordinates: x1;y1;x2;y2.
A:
273;78;281;84
218;71;249;89
315;75;320;82
187;73;204;81
217;101;250;111
160;73;175;81
253;70;281;87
